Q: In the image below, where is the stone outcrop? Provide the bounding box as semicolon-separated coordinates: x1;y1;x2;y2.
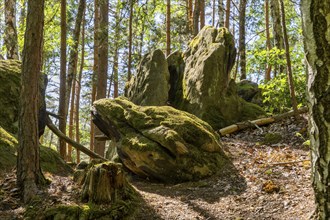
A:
92;97;229;183
237;80;263;106
125;26;264;130
0;60;48;135
125;49;170;106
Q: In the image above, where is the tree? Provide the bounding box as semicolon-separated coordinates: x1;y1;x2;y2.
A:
218;0;225;27
238;0;247;80
94;0;109;157
264;0;272;81
58;0;67;160
200;0;205;29
17;0;46;203
270;0;284;76
127;0;134;82
301;0;330;218
67;0;86;162
225;0;230;28
193;0;200;36
187;0;193;34
112;0;121;98
166;0;171;56
279;0;298;116
4;0;19;59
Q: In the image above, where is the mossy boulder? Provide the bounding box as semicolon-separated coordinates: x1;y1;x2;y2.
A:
0;60;21;133
125;49;170;106
237;79;263;105
92;97;230;183
0;126;72;175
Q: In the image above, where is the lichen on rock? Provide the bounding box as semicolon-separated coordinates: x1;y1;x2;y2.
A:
93;97;230;183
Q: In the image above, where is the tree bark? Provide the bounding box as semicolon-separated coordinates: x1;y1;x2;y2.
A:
187;0;193;34
166;0;171;56
279;0;298;116
270;0;284;76
193;0;200;36
68;72;76;162
17;0;46;203
218;0;225;27
127;0;134;82
113;0;121;98
238;0;246;80
265;0;272;82
58;0;67;160
65;0;86;116
200;0;205;29
90;0;99;155
225;0;230;28
94;0;109;157
4;0;19;59
301;0;330;218
212;0;215;26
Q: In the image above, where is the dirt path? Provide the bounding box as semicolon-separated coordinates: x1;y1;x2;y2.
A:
131;115;315;219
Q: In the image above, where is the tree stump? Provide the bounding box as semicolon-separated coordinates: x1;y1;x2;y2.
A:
81;161;127;204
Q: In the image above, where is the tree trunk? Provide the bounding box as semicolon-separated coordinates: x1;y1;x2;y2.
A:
81;161;128;204
68;73;76;162
193;0;200;36
200;0;205;29
113;0;121;98
4;0;19;59
238;0;246;80
218;0;225;27
65;0;86;116
17;0;46;203
301;0;330;218
187;0;193;34
18;0;26;59
279;0;298;116
166;0;171;56
90;0;99;155
127;0;134;82
270;0;284;76
265;0;272;82
94;0;109;157
212;0;215;26
58;0;67;160
225;0;230;28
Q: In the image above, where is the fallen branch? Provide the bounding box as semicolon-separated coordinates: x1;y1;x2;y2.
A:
218;106;308;136
265;160;309;167
46;115;107;161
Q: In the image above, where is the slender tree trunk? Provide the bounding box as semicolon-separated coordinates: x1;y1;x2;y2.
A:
187;0;193;34
212;0;216;26
90;0;99;155
218;0;225;27
166;0;171;56
113;0;121;98
193;0;200;36
18;0;26;58
94;0;109;157
279;0;298;116
302;0;330;218
270;0;284;77
75;11;85;164
65;0;86;115
225;0;230;28
17;0;46;203
4;0;19;59
67;75;76;162
58;0;67;160
127;0;134;82
200;0;205;29
238;0;246;80
265;0;272;81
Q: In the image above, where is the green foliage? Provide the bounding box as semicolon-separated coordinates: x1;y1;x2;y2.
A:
260;72;307;113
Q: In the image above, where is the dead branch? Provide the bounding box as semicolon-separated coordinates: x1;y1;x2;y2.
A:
46;115;107;161
219;106;308;136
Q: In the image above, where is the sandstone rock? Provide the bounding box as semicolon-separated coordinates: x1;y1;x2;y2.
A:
237;80;263;106
92;97;229;183
125;49;170;106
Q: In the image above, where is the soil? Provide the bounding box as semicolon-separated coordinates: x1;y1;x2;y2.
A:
0;114;315;219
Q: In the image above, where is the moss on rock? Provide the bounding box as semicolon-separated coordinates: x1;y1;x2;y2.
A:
93;97;230;183
0;126;17;171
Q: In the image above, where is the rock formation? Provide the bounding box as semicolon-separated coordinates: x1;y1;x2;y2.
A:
125;49;170;106
92;97;229;183
125;26;264;130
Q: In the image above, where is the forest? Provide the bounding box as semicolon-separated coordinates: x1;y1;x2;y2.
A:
0;0;329;219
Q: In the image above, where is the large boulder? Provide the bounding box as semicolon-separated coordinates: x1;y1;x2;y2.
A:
237;79;263;106
0;60;48;136
92;97;229;183
125;49;170;106
0;60;21;133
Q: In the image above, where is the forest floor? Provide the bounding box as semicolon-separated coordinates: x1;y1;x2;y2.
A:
0;114;315;219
